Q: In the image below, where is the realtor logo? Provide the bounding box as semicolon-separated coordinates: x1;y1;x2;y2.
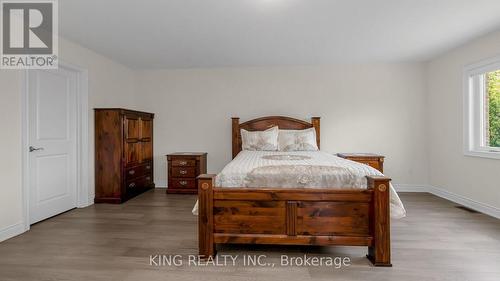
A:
1;0;58;69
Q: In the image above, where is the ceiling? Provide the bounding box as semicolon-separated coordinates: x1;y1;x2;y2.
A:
59;0;500;69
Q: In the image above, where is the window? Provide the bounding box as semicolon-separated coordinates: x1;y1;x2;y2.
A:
464;56;500;159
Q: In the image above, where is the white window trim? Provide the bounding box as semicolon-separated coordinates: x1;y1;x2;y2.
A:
463;54;500;160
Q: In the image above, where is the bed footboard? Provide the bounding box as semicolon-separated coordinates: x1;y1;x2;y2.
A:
198;174;391;266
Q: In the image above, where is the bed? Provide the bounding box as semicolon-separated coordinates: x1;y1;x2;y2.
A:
196;116;405;266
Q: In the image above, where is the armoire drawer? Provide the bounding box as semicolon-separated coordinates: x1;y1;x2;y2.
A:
126;173;153;191
125;162;153;181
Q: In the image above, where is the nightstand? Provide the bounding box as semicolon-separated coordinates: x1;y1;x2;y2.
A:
336;153;385;173
166;152;207;194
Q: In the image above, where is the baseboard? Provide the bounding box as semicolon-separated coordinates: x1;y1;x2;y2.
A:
155;186;167;189
427;186;500;219
393;184;429;193
394;183;500;219
0;222;26;242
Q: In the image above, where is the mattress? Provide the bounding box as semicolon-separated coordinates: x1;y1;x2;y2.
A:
192;150;406;218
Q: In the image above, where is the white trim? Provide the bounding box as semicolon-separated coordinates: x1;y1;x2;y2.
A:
427;186;500;219
394;184;500;219
0;222;25;242
464;150;500;160
21;60;90;231
392;184;429;193
464;54;500;75
20;69;29;231
74;64;90;208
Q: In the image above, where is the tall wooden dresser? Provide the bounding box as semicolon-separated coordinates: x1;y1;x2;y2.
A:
94;108;155;203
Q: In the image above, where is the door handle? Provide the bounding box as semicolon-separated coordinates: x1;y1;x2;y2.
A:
29;146;44;152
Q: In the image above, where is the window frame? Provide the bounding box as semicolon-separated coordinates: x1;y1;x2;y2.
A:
463;55;500;160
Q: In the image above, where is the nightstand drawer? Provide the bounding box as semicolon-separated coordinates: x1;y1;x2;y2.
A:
171;159;196;167
359;160;381;170
337;153;384;173
172;166;196;178
170;178;196;189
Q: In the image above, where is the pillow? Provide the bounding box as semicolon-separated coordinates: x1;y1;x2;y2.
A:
278;128;318;151
241;126;279;151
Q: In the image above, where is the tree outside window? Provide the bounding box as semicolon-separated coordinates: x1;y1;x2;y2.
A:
486;70;500;147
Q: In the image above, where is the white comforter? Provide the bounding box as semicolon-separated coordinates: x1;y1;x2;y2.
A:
192;151;406;218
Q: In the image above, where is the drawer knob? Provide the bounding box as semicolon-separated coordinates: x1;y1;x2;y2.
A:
179;161;187;166
146;165;151;169
129;170;135;175
129;182;136;188
146;177;151;181
180;180;187;185
180;170;187;175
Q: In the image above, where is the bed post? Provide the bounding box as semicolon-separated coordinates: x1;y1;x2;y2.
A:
198;174;216;258
311;117;320;149
366;175;392;266
232;117;240;159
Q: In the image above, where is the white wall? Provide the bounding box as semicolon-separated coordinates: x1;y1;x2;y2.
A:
0;37;137;241
427;30;500;210
135;64;429;187
59;38;138;202
2;27;498;242
0;71;23;239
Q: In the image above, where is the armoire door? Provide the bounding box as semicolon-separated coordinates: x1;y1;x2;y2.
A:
141;141;153;163
140;116;153;162
124;114;141;166
140;116;152;141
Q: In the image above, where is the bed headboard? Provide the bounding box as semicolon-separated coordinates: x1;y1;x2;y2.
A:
231;116;320;159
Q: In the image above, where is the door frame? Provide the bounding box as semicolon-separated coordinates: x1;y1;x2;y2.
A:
21;60;90;231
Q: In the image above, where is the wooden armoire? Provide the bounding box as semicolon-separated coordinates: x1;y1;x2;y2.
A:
94;108;155;203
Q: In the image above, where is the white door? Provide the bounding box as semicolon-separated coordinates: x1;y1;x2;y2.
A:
28;67;78;224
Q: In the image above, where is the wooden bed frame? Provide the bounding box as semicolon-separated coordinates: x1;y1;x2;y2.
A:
198;116;392;266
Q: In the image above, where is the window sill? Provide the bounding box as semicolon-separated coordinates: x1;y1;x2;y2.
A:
464;150;500;160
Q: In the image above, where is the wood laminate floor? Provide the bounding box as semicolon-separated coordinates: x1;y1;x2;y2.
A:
0;190;499;281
